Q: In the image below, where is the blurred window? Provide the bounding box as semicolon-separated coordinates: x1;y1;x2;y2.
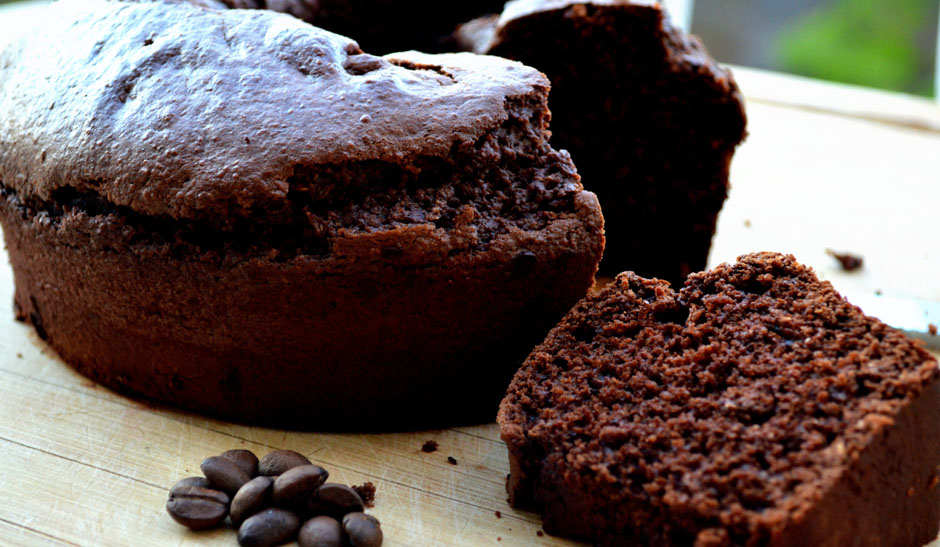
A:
691;0;940;98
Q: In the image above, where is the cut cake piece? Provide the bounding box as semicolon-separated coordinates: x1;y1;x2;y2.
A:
499;252;940;545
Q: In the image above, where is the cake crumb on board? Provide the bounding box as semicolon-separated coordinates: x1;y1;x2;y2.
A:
352;482;376;508
826;249;863;271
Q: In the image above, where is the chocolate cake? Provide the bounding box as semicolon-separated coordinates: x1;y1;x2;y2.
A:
499;253;940;545
0;0;605;428
456;0;747;283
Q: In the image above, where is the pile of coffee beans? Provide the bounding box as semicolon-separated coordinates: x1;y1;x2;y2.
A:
166;449;382;547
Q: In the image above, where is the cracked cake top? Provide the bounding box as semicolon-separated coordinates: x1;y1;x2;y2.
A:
0;0;551;223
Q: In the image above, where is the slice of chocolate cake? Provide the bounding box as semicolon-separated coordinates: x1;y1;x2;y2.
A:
0;0;605;428
499;253;940;545
456;0;747;284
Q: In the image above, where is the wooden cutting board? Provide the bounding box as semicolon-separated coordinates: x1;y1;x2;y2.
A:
1;3;939;543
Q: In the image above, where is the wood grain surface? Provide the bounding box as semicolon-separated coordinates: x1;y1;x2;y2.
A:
1;2;939;545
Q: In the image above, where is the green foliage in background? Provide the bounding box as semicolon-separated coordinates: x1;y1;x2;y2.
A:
776;0;937;96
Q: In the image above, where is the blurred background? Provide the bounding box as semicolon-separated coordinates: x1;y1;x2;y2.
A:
1;0;938;97
690;0;940;98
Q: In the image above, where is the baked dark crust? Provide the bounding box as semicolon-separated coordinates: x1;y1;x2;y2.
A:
499;252;940;545
0;1;552;225
457;0;747;283
0;0;606;428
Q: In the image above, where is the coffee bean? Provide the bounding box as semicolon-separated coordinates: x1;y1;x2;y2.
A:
342;512;383;547
238;508;300;547
167;449;385;545
258;450;312;477
231;476;274;526
298;516;343;547
170;476;211;494
166;485;230;530
343;512;380;526
307;483;365;519
222;449;259;478
273;465;329;508
202;455;252;495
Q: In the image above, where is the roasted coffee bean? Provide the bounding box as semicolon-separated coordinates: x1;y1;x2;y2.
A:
307;483;365;519
273;465;329;507
343;512;380;526
238;508;300;547
222;449;260;478
170;476;211;494
202;455;252;495
231;476;274;526
342;513;383;547
258;450;312;477
166;485;230;530
298;516;343;547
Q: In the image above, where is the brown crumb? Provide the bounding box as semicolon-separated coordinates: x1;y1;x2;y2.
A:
907;486;916;497
495;511;501;518
497;538;501;542
447;456;458;465
743;219;751;228
826;249;863;271
929;476;939;489
16;352;22;358
421;440;439;453
352;482;376;508
537;530;544;537
929;324;938;336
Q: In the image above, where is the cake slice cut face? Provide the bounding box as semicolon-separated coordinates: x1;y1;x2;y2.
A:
499;252;940;545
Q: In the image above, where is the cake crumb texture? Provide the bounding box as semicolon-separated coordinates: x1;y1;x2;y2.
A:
499;252;940;545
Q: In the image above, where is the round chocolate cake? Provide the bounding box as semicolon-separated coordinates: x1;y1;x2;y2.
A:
499;252;940;545
0;0;605;428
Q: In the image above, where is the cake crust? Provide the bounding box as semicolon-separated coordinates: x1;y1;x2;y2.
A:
0;0;548;223
499;253;940;545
